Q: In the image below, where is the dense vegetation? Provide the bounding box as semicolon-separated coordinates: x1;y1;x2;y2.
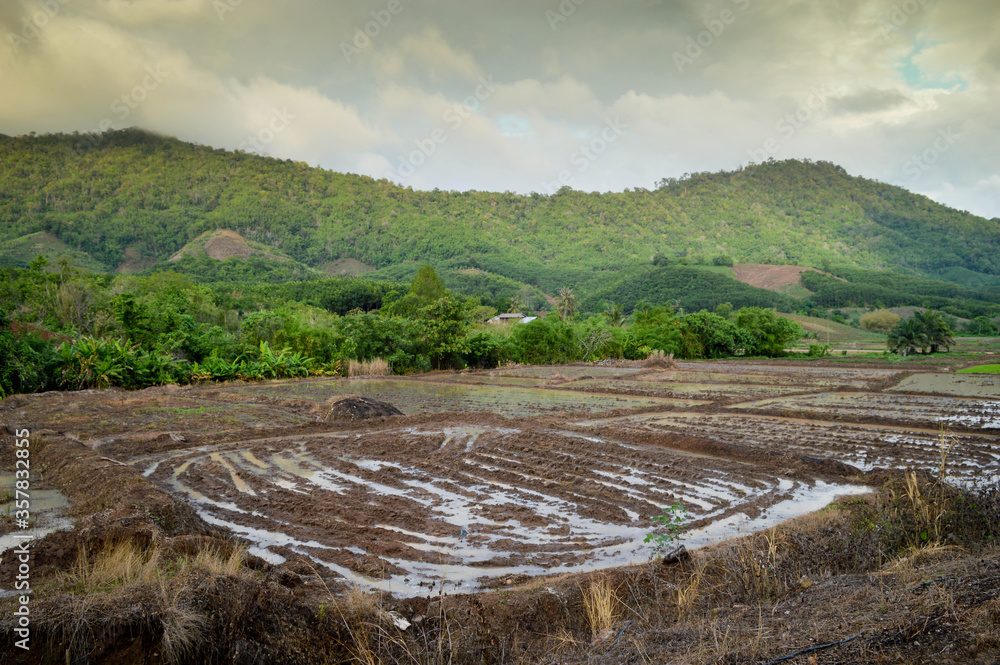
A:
886;310;956;356
801;266;1000;321
0;262;803;397
2;129;999;292
581;265;801;314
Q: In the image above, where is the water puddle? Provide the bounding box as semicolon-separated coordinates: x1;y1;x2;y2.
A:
0;474;74;597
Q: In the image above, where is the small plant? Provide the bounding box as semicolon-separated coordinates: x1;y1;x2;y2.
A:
644;503;687;558
807;343;831;358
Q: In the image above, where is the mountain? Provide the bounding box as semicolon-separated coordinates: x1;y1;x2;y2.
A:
2;128;999;290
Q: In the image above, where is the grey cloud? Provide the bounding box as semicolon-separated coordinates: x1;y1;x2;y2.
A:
0;0;997;217
829;88;910;114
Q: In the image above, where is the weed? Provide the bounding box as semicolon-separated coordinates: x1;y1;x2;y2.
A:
644;503;687;559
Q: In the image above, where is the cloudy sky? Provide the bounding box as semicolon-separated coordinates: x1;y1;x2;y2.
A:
1;0;998;218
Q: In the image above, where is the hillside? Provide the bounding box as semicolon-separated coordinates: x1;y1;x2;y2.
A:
731;263;823;298
168;229;291;263
2;129;1000;292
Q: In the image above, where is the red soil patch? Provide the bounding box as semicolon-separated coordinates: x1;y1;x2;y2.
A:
205;230;255;260
732;264;819;292
170;230;287;263
8;321;72;344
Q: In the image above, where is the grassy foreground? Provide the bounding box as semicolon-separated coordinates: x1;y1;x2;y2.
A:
959;364;1000;374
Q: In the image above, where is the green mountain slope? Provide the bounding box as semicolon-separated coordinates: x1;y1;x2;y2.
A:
2;128;999;288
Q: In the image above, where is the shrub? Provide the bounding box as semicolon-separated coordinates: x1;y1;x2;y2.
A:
860;309;900;333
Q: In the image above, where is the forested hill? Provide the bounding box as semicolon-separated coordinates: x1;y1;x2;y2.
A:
2;128;998;281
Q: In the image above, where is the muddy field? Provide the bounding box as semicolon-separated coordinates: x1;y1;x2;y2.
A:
3;359;998;603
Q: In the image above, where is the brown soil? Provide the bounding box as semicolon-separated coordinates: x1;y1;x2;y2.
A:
324;395;404;421
1;359;997;663
732;263;815;292
169;230;287;263
8;322;73;344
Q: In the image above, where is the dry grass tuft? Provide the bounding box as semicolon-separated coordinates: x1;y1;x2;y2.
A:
191;543;248;577
643;350;678;369
348;358;391;377
63;541;161;593
156;582;208;665
581;577;619;638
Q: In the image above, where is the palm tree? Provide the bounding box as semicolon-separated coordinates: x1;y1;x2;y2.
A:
556;287;577;321
914;310;955;353
888;317;927;356
603;303;626;327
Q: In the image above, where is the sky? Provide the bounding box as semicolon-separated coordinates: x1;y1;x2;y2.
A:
1;0;998;219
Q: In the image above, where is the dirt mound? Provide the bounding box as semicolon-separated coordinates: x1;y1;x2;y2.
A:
169;230;287;263
204;229;255;260
643;352;678;370
323;258;375;276
325;396;403;421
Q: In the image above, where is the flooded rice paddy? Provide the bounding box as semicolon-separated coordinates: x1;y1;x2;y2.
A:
4;360;997;597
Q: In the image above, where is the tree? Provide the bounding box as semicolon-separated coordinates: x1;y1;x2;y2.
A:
914;310;954;353
556;286;577;321
603;303;626;327
888;317;927;356
966;316;998;336
383;265;449;318
630;306;684;356
734;307;802;357
409;265;447;302
860;309;900;334
419;296;473;370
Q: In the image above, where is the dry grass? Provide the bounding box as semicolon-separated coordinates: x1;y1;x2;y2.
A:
156;582;208;664
61;541;250;594
47;541;253;664
62;541;161;593
643;350;679;369
581;577;619;638
348;358;391;377
191;542;248;577
889;470;947;546
675;563;706;621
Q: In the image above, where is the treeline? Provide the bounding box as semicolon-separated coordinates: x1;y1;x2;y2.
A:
0;263;802;397
582;265;801;314
802;267;1000;320
3;130;999;286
